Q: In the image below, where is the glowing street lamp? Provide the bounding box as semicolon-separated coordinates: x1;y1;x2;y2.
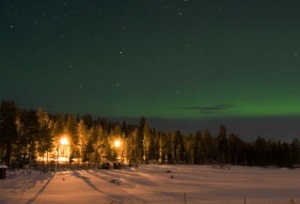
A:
60;137;69;145
58;136;70;164
113;139;123;163
114;139;121;148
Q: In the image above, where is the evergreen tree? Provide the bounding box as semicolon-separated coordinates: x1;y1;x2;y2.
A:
37;108;53;163
19;109;40;164
266;139;277;166
146;129;157;163
227;133;244;165
127;126;139;165
82;114;94;130
291;138;300;165
156;131;172;164
203;129;216;164
217;124;227;164
254;136;267;166
183;134;194;164
84;138;94;163
0;100;18;166
66;115;80;162
175;130;186;163
52;113;65;137
137;117;149;163
193;131;202;164
244;142;255;166
158;131;166;163
78;119;90;162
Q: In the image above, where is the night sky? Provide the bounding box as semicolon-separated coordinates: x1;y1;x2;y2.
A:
1;0;300;141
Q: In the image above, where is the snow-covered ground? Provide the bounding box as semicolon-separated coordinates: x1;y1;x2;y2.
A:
0;165;299;204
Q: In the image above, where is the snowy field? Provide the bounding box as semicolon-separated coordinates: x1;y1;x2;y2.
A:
0;165;299;204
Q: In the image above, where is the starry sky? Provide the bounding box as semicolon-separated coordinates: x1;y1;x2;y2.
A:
1;0;300;141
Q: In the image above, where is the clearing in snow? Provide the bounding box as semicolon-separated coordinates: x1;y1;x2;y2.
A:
0;165;299;204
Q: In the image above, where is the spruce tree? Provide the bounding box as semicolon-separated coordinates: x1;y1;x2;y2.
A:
0;100;18;166
217;124;227;164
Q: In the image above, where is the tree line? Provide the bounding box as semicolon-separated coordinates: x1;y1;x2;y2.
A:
0;100;299;168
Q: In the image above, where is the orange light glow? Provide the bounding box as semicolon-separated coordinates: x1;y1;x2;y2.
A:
60;137;69;145
114;140;121;148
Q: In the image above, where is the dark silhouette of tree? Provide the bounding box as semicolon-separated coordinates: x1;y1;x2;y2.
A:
82;114;94;130
146;129;157;163
217;124;227;164
193;131;202;164
83;138;94;163
227;133;244;165
159;132;173;164
266;139;277;166
254;136;267;166
171;130;185;164
183;134;194;164
0;100;18;166
281;142;292;167
291;138;300;165
19;109;40;164
203;129;216;164
52;113;65;137
244;142;255;166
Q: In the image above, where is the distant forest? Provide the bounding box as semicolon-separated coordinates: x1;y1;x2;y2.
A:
0;100;299;168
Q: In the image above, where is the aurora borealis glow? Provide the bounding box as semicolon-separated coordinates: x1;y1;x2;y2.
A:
1;0;300;140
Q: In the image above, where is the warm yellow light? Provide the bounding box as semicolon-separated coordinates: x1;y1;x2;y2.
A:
60;137;69;145
114;140;121;148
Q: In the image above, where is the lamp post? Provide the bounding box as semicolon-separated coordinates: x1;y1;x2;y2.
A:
58;136;69;164
113;138;123;169
114;139;122;162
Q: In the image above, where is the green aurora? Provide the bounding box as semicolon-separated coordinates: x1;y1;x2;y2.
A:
1;0;300;140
